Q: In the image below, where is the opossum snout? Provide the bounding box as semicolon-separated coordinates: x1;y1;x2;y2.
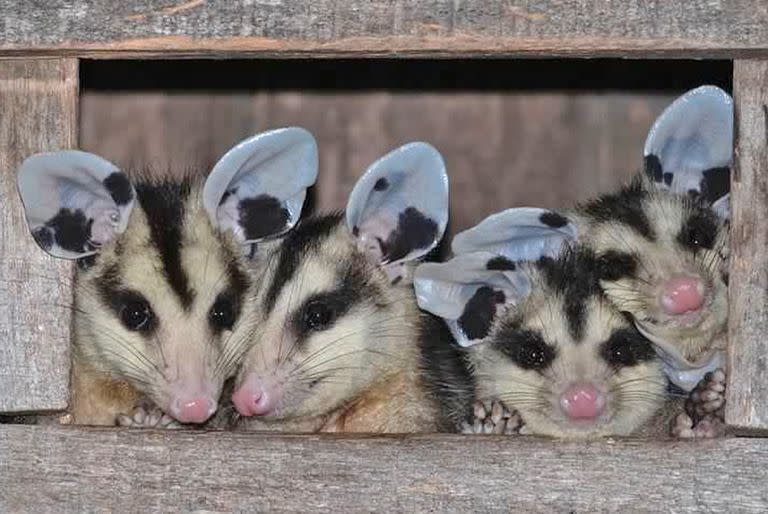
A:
660;275;705;315
559;383;605;420
167;383;218;423
232;373;282;417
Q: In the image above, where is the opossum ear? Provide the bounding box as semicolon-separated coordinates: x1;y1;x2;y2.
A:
414;253;530;347
204;127;318;244
346;142;448;282
17;150;136;260
643;85;733;217
452;207;577;261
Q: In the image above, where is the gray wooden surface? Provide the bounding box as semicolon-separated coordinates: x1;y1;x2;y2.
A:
0;60;77;413
1;425;767;512
81;91;668;233
0;1;767;58
726;60;768;431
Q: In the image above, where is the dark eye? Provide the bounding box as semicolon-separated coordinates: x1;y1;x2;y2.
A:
301;300;336;332
209;295;237;332
601;329;656;367
678;213;717;251
120;298;154;332
498;330;555;370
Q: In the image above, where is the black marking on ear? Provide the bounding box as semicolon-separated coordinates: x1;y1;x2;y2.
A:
700;166;730;203
580;181;655;241
103;172;134;206
597;250;638;282
264;213;344;315
45;208;94;254
644;154;663;183
601;327;657;368
457;286;505;340
373;178;389;191
32;226;53;251
486;256;516;271
493;326;556;371
219;187;237;206
238;194;291;240
663;172;673;186
134;181;195;309
381;207;438;263
539;211;569;228
352;226;359;237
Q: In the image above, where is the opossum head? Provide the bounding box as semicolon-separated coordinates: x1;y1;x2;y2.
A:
576;86;732;365
231;142;449;421
450;86;732;370
18;128;318;424
415;248;665;438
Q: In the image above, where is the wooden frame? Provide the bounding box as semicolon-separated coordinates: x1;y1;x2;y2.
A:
1;2;767;510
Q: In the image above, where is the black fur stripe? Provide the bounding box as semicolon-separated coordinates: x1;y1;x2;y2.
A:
580;179;656;241
264;213;344;315
134;181;195;309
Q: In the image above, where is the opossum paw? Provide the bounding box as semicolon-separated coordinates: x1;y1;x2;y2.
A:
117;405;181;429
686;368;726;422
462;399;524;435
671;412;724;439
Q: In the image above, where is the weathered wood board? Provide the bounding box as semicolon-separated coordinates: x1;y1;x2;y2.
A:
81;90;672;233
1;425;767;512
726;59;768;431
0;59;77;412
1;1;768;58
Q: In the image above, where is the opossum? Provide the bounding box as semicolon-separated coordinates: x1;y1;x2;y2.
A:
229;142;452;433
414;247;666;438
450;86;732;393
17;128;318;425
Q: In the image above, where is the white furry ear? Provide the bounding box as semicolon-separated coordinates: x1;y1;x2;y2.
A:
17;150;136;260
203;127;318;243
346;142;448;278
414;252;529;347
452;207;577;262
644;85;733;216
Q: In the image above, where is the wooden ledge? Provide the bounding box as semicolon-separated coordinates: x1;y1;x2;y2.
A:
2;424;767;511
1;1;768;58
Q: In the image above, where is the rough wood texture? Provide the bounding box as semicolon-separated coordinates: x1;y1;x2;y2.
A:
0;60;77;412
1;1;768;58
1;425;767;512
81;91;669;233
726;60;768;430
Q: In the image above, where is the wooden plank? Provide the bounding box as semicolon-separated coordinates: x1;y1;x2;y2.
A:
81;90;668;232
1;425;767;512
0;59;77;412
726;60;768;430
0;1;768;58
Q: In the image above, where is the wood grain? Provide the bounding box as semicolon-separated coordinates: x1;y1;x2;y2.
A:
81;91;669;234
0;59;77;412
1;1;768;58
1;425;768;512
726;59;768;430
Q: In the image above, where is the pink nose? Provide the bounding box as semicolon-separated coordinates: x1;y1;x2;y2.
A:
170;396;216;424
560;383;605;420
661;276;705;315
232;375;280;417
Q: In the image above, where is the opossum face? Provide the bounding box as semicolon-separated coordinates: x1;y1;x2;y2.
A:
232;217;414;420
18;128;319;423
232;142;449;421
415;250;665;438
74;183;251;423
